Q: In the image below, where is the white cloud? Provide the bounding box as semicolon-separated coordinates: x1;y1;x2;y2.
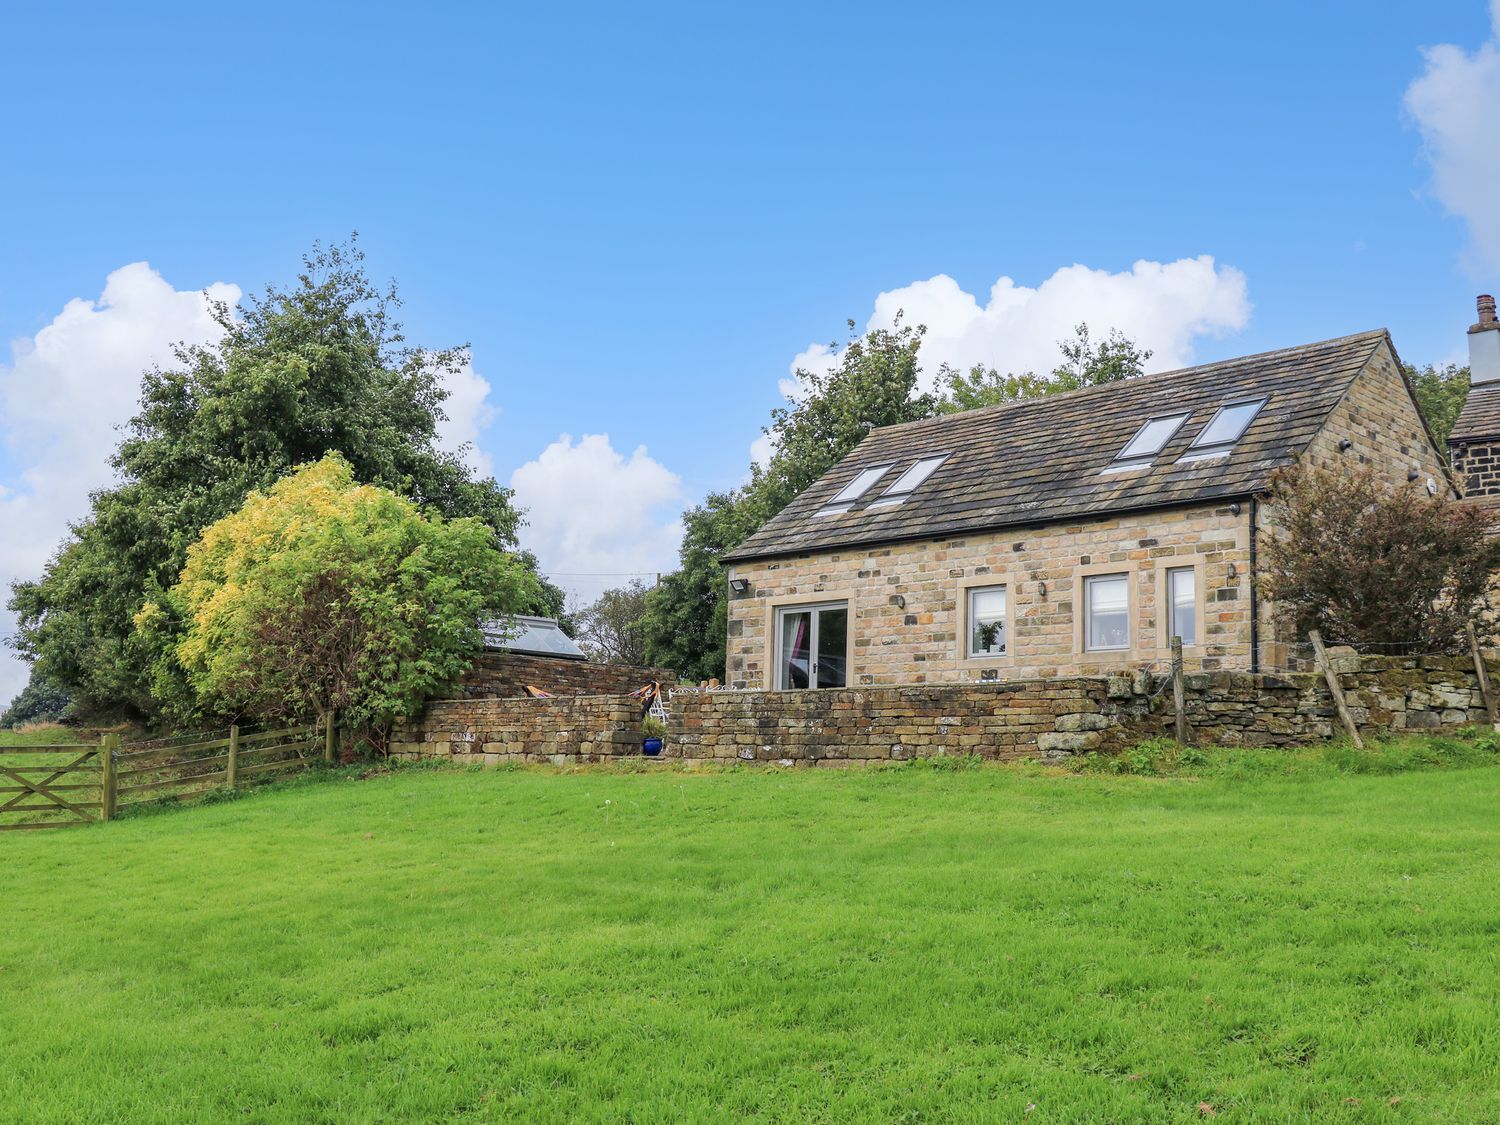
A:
509;433;684;608
1405;2;1500;272
429;354;497;477
0;263;240;706
754;255;1251;464
748;431;776;470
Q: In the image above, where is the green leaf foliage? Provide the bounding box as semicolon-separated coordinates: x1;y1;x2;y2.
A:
152;454;538;731
575;579;654;666
8;238;559;721
1260;460;1500;651
0;669;73;729
933;322;1152;413
1404;361;1469;453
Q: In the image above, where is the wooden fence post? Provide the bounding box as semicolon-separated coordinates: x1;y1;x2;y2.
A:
1309;629;1364;749
1466;622;1500;730
100;733;119;822
1171;636;1188;744
226;724;240;789
323;711;336;766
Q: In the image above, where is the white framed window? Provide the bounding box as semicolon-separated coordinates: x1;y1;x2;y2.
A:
1178;398;1266;462
1166;566;1197;646
1105;412;1190;472
868;455;948;508
773;601;849;689
815;464;892;516
1084;573;1130;651
967;585;1008;657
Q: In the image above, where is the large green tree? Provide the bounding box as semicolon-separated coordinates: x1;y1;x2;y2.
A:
933;323;1152;413
145;455;535;731
1404;362;1469;453
0;670;72;729
9;240;560;721
575;579;654;666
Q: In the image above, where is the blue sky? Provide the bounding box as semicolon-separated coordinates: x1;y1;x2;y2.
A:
2;1;1498;700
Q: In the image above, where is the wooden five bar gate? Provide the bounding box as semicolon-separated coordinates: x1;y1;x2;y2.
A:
0;715;336;832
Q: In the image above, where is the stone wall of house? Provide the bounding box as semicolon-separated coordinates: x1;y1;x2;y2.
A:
453;651;675;698
1301;341;1453;491
724;501;1253;689
390;651;1500;766
1452;441;1500;501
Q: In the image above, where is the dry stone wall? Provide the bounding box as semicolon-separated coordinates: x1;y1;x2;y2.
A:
453;651;674;698
1127;652;1495;747
667;681;1129;764
392;651;1500;766
391;694;644;766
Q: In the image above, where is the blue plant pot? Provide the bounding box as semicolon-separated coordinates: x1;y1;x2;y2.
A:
642;738;664;756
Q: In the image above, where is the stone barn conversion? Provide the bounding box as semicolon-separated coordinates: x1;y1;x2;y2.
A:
722;329;1456;689
394;313;1500;766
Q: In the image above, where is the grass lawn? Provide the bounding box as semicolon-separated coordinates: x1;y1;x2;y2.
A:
2;743;1499;1122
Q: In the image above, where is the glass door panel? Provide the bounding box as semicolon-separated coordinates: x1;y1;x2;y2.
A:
815;606;847;688
775;602;848;689
777;609;812;689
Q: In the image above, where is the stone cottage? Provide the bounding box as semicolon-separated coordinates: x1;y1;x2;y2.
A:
722;329;1456;689
1447;294;1500;517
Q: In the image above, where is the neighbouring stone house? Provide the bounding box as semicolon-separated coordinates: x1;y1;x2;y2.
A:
454;616;674;698
722;329;1459;689
1446;294;1500;520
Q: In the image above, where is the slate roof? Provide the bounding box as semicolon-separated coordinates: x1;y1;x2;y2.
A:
1450;383;1500;444
479;616;588;660
725;330;1391;563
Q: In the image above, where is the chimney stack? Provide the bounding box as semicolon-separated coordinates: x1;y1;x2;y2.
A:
1472;294;1500;384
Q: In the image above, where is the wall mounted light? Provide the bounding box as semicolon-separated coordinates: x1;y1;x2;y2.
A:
1407;468;1420;482
1038;580;1047;598
889;594;906;609
1338;438;1353;452
729;578;750;594
1229;502;1242;516
1227;562;1238;580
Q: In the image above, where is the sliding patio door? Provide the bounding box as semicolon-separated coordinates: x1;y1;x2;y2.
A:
774;602;848;689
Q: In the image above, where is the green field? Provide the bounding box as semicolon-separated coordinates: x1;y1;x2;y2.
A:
2;740;1499;1122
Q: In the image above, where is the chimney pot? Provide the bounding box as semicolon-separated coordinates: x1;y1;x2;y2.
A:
1471;293;1500;384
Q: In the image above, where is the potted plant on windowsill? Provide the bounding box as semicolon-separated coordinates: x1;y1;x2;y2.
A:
641;715;667;757
974;621;1005;655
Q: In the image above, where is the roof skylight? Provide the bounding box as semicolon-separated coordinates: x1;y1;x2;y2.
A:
1178;398;1266;462
1104;412;1189;473
814;463;893;516
868;455;948;508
